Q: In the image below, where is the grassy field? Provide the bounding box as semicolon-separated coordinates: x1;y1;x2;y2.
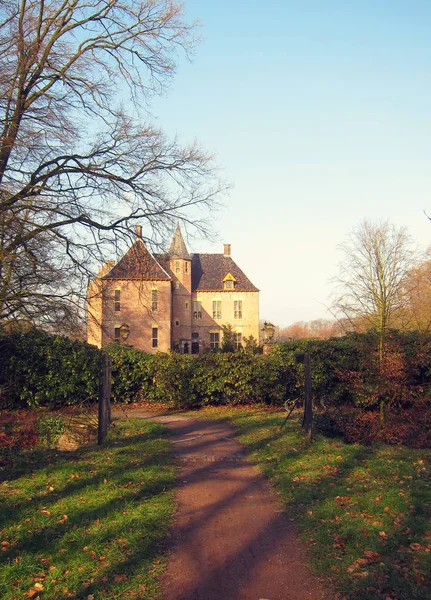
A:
200;407;431;600
0;418;176;600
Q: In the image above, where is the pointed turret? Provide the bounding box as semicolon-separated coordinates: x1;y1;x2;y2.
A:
168;224;192;353
168;224;191;260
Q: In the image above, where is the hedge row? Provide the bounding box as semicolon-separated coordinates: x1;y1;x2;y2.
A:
107;343;291;407
0;330;100;408
2;329;431;410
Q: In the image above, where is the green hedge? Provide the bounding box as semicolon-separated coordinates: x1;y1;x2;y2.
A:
2;329;431;410
0;329;100;408
107;345;290;408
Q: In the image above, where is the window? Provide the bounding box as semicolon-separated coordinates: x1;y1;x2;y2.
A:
175;319;180;326
234;300;243;319
114;326;121;341
114;289;121;311
185;262;189;274
152;289;158;312
175;260;180;274
210;332;220;350
185;302;189;309
212;300;222;319
233;332;242;351
223;273;236;290
192;332;199;339
152;327;158;348
193;301;202;319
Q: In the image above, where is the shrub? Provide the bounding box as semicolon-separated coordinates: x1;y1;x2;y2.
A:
107;343;155;404
37;415;65;448
0;329;100;408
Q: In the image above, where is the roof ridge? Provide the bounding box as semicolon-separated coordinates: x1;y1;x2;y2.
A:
102;238;171;280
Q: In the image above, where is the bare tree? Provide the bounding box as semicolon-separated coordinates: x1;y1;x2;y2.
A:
332;220;417;354
399;253;431;333
0;0;224;329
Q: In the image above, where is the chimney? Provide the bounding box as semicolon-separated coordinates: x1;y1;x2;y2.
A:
135;225;142;238
224;244;231;257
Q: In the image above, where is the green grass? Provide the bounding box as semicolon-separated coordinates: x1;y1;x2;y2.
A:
0;418;176;600
200;407;431;600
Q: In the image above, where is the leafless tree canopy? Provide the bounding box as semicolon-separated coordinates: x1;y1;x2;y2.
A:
331;220;417;337
0;0;223;328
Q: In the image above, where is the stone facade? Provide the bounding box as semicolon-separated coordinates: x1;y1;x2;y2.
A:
87;226;260;353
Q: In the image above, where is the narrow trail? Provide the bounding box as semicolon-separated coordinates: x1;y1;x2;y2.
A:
157;417;329;600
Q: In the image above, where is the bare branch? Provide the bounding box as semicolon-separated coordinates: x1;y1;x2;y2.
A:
0;0;225;330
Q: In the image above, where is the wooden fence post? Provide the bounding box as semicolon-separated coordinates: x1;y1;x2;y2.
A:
302;352;313;441
98;352;112;445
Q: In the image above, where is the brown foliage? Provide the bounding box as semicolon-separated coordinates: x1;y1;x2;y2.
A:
341;405;431;448
277;319;340;340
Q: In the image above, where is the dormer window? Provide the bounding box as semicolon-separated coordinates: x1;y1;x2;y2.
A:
223;272;236;290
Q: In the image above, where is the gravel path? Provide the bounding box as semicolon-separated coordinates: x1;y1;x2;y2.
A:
155;417;330;600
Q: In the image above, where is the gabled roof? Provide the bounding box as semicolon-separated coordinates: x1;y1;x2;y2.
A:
168;224;191;260
191;254;259;292
102;239;171;280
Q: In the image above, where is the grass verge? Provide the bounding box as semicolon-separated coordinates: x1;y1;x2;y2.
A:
0;418;175;600
202;407;431;600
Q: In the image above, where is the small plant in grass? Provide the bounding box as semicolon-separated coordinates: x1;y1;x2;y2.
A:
37;415;65;447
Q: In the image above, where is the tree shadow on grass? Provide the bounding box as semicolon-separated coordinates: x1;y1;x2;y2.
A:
0;419;176;600
225;411;431;600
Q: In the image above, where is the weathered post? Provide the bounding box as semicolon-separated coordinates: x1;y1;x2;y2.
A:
302;352;313;441
98;352;112;444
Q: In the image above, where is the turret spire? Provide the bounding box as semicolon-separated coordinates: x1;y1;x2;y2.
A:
168;224;191;260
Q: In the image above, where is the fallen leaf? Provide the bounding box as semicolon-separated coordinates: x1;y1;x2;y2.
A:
363;550;380;562
346;563;360;573
410;543;423;551
113;574;127;582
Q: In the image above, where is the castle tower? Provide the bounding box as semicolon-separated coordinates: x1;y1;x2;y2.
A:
168;225;192;352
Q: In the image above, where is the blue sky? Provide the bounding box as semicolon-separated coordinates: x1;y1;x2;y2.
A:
150;0;431;327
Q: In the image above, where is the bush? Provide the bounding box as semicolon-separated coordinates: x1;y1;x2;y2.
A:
106;344;293;409
106;343;155;404
3;328;431;435
0;329;101;408
37;415;65;448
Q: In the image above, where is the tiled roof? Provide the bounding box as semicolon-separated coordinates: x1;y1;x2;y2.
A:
102;239;171;280
191;254;259;292
168;224;191;260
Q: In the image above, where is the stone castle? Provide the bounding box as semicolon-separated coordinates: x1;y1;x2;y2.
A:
87;225;259;353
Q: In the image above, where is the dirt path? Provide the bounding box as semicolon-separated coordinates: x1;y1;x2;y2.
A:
158;417;329;600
